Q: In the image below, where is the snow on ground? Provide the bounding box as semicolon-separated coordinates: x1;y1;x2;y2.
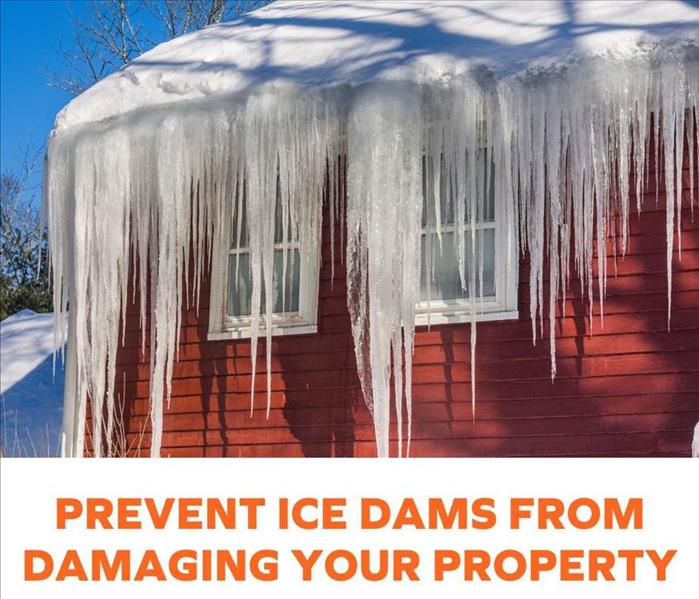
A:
55;0;699;131
0;310;64;456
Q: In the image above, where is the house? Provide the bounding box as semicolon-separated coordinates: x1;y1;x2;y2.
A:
45;1;699;458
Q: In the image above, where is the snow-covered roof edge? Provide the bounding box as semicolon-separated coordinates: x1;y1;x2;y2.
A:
53;0;699;133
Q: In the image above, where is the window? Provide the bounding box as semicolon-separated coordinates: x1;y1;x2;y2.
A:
208;153;517;339
416;152;518;326
208;182;320;340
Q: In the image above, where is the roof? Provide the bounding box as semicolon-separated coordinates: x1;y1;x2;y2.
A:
55;0;699;132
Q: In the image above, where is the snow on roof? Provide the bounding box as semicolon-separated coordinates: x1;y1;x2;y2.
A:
1;310;64;455
55;0;699;131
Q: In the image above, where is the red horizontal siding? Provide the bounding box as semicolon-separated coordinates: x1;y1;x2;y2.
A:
100;143;699;458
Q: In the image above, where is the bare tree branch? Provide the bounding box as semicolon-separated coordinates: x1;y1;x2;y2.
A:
48;0;271;96
0;145;51;320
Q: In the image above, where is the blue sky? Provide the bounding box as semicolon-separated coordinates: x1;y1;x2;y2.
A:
0;1;266;177
0;0;85;173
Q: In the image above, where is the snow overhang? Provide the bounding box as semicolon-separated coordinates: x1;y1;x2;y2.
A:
54;0;699;133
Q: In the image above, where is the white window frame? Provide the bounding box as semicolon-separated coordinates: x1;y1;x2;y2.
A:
415;168;518;327
208;198;320;342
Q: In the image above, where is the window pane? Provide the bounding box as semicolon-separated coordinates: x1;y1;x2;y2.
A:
230;187;248;249
271;249;300;313
482;156;495;222
227;249;300;318
422;154;455;227
228;252;252;316
274;189;298;244
420;228;495;302
230;184;299;249
422;152;495;227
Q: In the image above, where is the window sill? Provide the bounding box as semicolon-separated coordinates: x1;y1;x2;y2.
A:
415;309;519;327
208;323;318;341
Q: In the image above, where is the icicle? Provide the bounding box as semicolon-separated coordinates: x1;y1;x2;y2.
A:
244;88;340;419
347;81;422;457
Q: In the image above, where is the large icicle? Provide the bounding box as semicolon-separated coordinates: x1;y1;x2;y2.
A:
347;82;423;457
46;126;132;457
343;54;697;455
243;88;340;419
49;90;341;457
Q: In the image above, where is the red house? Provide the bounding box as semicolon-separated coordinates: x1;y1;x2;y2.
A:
47;1;699;458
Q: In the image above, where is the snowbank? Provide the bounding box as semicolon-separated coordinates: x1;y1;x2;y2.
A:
0;310;64;456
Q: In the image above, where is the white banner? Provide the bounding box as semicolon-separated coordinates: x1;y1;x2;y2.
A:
1;458;698;598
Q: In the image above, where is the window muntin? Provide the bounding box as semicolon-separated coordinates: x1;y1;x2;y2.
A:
420;228;496;302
